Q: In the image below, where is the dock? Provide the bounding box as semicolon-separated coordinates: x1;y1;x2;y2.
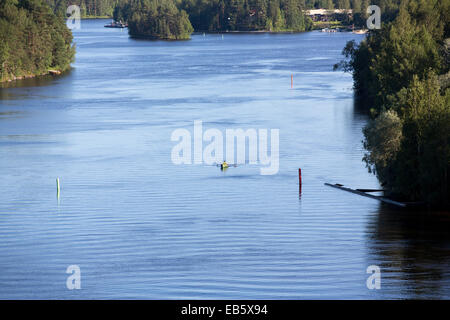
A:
324;183;425;208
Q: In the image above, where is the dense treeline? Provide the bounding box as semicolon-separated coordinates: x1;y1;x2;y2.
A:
112;0;411;39
0;0;75;82
45;0;119;17
44;0;375;19
112;0;407;38
336;0;450;207
114;0;314;36
305;0;397;11
177;0;312;32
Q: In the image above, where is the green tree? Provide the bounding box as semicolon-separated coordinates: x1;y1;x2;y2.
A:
391;75;450;205
337;0;450;207
123;0;194;39
0;0;75;82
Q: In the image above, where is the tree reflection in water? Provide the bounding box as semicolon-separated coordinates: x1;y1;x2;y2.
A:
366;205;450;299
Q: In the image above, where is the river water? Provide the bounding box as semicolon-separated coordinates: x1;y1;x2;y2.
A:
0;19;449;299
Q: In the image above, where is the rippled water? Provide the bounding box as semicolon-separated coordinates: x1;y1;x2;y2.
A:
0;19;449;299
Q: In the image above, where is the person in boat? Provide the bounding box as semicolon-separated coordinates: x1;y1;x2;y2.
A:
220;161;229;170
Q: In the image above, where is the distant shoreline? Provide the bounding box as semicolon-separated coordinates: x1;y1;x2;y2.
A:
193;30;303;35
192;28;358;35
80;16;111;19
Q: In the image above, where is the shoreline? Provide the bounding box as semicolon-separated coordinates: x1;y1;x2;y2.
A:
0;69;64;83
129;29;311;41
193;29;309;34
80;16;111;19
129;34;191;41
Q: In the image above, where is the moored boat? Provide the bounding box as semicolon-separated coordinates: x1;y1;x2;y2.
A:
104;20;127;28
352;29;368;34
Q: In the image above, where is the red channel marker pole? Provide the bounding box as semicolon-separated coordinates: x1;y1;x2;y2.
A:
298;168;302;194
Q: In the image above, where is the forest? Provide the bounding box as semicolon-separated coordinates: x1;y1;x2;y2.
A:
113;0;314;36
0;0;75;82
177;0;312;32
111;0;409;38
44;0;383;18
45;0;119;17
335;0;450;207
41;0;403;38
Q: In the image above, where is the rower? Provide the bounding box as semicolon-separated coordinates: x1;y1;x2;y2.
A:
220;161;229;170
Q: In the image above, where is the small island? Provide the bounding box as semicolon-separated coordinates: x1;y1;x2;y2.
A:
114;0;194;40
0;0;75;82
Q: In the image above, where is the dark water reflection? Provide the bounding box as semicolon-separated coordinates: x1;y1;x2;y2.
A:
367;206;450;298
0;71;71;91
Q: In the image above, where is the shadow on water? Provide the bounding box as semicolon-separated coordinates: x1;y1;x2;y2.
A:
0;70;72;98
352;92;372;118
367;204;450;298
